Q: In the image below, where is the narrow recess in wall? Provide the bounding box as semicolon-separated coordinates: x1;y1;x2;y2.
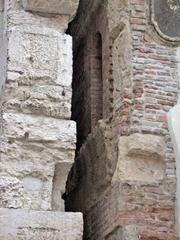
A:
70;30;103;151
52;163;72;211
91;32;103;129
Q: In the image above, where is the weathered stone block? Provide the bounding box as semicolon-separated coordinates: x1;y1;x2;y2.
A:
4;83;72;119
1;112;76;175
0;208;83;240
113;133;166;183
8;26;72;87
0;175;52;210
22;0;79;21
0;177;25;209
0;113;76;210
3;112;76;145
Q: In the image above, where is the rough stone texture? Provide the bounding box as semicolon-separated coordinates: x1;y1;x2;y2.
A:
0;0;77;210
0;1;7;94
1;113;76;210
66;0;179;239
0;0;83;239
22;0;79;21
113;134;166;183
0;0;180;239
66;121;117;209
0;208;83;240
5;27;73;119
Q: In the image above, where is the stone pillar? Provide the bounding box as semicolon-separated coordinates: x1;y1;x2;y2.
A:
0;0;83;239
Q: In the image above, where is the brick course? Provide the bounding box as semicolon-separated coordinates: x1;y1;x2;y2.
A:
66;0;179;239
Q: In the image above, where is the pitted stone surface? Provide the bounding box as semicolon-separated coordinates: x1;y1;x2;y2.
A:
0;177;25;209
3;112;76;144
0;0;82;237
22;0;79;21
0;208;83;240
0;113;76;210
5;27;73;119
8;27;73;87
113;134;166;183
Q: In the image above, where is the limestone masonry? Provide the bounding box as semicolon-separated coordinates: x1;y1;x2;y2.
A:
0;0;83;239
0;0;180;239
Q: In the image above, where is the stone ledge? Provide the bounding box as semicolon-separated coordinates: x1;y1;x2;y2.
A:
0;208;83;240
22;0;79;21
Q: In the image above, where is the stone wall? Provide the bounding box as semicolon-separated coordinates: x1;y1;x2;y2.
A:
66;0;180;239
0;0;83;239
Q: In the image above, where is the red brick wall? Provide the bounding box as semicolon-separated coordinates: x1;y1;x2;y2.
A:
90;32;103;128
70;2;112;149
66;0;179;239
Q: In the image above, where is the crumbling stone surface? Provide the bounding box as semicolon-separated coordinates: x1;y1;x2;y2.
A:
0;208;83;240
22;0;79;21
1;112;76;210
0;0;83;239
113;134;166;183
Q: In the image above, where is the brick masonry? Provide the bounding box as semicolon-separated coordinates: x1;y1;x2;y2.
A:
66;0;180;239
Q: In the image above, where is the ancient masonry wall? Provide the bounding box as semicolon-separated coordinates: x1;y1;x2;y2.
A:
66;0;180;239
0;0;83;239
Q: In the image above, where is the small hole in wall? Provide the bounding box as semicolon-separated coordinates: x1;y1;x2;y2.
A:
24;132;29;140
8;139;14;144
29;56;34;63
62;90;66;96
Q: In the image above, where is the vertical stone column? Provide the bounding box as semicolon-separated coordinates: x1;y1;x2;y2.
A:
0;0;83;239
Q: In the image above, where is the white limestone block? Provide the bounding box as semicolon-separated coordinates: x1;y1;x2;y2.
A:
0;113;76;210
113;133;166;183
4;83;72;119
8;26;73;87
2;110;76;159
0;208;83;240
0;175;52;210
0;177;25;209
22;0;79;21
3;112;76;145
